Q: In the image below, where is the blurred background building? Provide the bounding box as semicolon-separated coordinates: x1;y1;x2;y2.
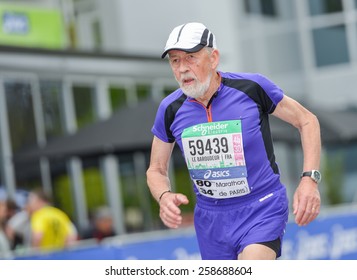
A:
1;0;357;259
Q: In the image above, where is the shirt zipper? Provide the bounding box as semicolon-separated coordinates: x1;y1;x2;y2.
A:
189;92;218;123
188;100;212;122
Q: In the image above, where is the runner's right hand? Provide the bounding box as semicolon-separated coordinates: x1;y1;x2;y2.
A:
159;193;189;228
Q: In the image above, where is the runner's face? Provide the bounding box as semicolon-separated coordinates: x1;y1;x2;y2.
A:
168;49;216;99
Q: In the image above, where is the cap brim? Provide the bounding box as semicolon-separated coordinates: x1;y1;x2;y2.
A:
161;44;205;59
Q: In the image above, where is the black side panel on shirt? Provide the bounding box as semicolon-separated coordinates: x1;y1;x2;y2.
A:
222;78;276;113
164;93;187;143
222;78;279;174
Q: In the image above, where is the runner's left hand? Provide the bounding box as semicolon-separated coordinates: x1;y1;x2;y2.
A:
293;178;321;226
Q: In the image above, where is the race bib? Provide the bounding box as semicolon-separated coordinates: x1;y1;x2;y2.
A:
182;120;250;199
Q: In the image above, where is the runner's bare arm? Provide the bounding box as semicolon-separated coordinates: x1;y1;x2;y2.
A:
147;136;176;201
146;136;189;228
272;95;321;226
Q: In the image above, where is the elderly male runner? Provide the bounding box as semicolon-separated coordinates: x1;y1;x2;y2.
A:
146;22;321;260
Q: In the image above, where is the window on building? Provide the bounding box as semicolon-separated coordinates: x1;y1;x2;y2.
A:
261;0;277;16
52;160;76;220
110;86;127;112
4;80;43;189
81;158;106;211
163;86;177;97
324;144;357;204
40;80;64;140
4;81;37;152
355;0;357;9
14;160;42;189
312;25;349;67
118;154;146;232
136;84;151;101
244;0;277;17
92;19;102;50
72;85;95;128
308;0;343;16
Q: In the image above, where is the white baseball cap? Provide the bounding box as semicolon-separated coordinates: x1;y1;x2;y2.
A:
161;22;217;58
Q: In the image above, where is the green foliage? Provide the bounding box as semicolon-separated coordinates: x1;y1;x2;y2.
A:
323;152;344;205
53;167;106;220
136;84;150;100
163;86;177;97
110;87;127;111
72;86;95;128
53;174;75;219
121;175;141;208
82;168;106;210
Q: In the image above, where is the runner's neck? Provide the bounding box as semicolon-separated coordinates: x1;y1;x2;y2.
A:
196;72;221;107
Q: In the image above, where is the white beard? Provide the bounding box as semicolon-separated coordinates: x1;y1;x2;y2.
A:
177;71;212;99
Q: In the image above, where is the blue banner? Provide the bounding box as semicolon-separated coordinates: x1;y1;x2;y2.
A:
13;206;357;260
281;210;357;260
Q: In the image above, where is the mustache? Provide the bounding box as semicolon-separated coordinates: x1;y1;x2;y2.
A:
178;74;196;83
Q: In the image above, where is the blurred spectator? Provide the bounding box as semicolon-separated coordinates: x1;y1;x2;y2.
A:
81;206;116;242
0;199;11;258
5;204;31;251
0;189;31;255
4;199;19;222
27;188;78;251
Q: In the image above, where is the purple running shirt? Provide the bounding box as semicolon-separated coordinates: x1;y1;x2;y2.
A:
152;71;285;207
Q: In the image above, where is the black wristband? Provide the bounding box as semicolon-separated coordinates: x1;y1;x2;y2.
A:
159;190;171;201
